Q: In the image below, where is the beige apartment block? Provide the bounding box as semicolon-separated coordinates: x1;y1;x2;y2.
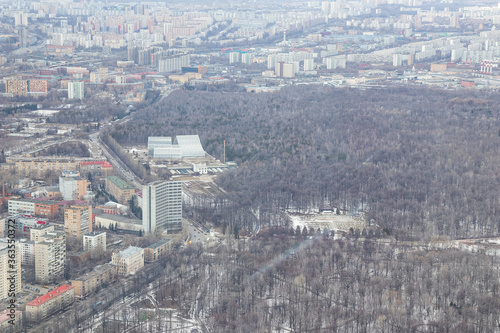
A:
111;246;144;276
64;205;92;239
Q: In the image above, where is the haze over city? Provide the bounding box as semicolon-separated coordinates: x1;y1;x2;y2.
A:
1;0;500;332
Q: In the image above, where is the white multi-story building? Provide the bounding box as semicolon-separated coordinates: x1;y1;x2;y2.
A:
304;58;314;71
19;239;35;265
8;199;35;216
142;181;182;233
229;52;240;63
68;81;84;100
241;53;252;64
83;231;106;252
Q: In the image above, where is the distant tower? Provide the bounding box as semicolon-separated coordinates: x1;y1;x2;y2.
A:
283;29;286;43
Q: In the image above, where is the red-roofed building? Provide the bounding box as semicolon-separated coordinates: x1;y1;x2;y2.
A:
79;160;113;176
26;284;74;322
0;309;23;332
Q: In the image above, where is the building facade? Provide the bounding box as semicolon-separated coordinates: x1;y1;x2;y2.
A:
68;81;84;99
105;176;135;204
64;205;92;239
0;239;21;300
144;238;172;262
26;284;74;322
71;263;116;298
34;231;66;284
142;181;182;233
111;246;144;276
59;171;88;201
83;231;106;251
0;309;22;333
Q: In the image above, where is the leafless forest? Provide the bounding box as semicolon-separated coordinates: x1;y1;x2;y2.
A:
113;85;500;240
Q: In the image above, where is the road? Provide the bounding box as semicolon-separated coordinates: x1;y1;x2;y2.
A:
89;86;178;191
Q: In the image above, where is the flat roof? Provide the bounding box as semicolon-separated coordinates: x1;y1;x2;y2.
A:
115;246;143;258
146;238;172;249
0;309;21;323
95;213;142;225
27;284;73;307
8;198;59;205
106;176;134;190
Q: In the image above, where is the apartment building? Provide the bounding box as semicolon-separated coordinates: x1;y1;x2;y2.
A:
26;284;74;322
142;181;182;233
0;309;23;333
30;225;55;242
3;215;49;238
59;171;89;201
105;176;135;204
0;239;21;300
83;231;106;251
35;231;66;284
68;81;84;99
111;246;144;276
5;157;82;177
19;239;35;265
71;263;116;298
79;161;113;176
64;205;92;239
144;238;172;263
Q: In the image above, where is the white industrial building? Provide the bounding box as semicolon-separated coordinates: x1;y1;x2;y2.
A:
147;135;206;159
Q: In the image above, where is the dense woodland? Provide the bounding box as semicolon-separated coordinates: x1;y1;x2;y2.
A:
112;85;500;240
40;233;500;333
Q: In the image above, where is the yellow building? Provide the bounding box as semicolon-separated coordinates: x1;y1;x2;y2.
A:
71;263;116;298
64;205;92;239
5;157;81;177
105;176;135;204
144;238;172;263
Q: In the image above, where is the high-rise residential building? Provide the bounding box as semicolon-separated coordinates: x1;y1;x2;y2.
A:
283;63;295;78
111;246;144;276
0;239;21;300
68;81;84;99
19;239;35;265
304;58;314;71
105;176;135;204
35;231;66;284
64;205;92;239
393;53;403;67
59;171;89;200
30;225;55;242
229;52;240;64
241;53;252;65
142;181;182;233
83;231;106;251
14;12;28;26
26;284;74;322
